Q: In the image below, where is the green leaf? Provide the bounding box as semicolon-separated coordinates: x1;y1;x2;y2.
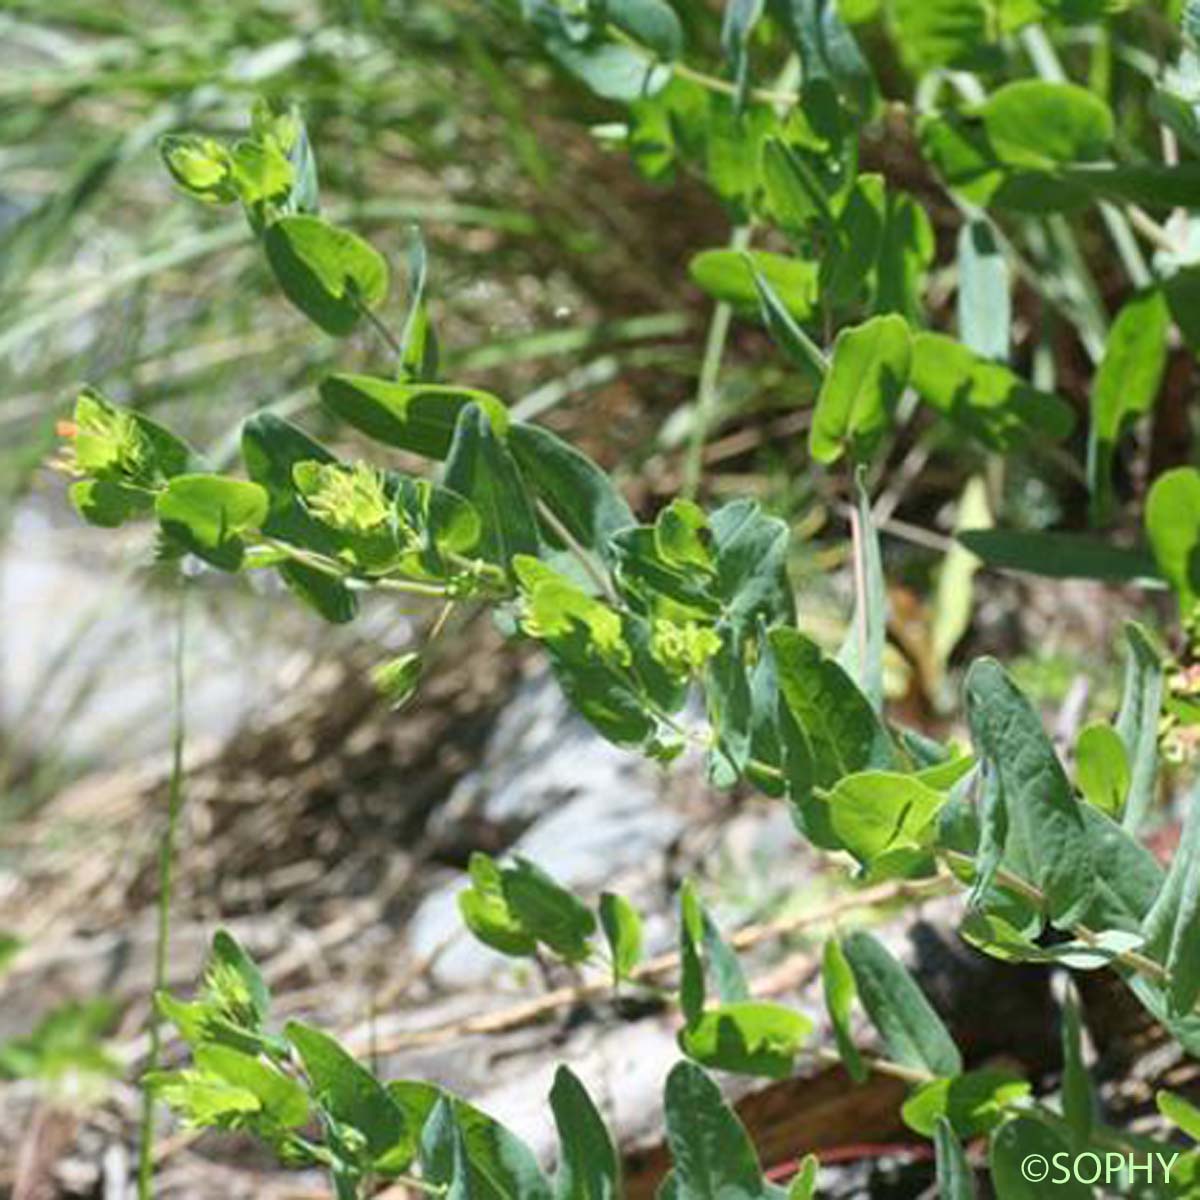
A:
822;175;887;309
1060;988;1093;1148
957;219;1010;361
689;249;819;321
156;475;269;571
960;913;1146;971
841;931;962;1077
749;255;828;381
774;0;874;114
934;1117;977;1200
420;1096;474;1200
599;892;644;984
911;333;1075;451
1074;724;1129;819
1158;1090;1200;1141
771;629;896;847
662;1061;766;1199
69;479;153;528
1142;780;1200;1017
1146;466;1200;618
957;529;1163;585
392;1081;553;1199
285;1020;412;1168
458;853;538;959
210;931;271;1030
1116;622;1165;834
965;658;1094;926
990;1117;1091;1199
679;1001;813;1078
890;0;994;71
822;938;866;1083
371;652;423;711
550;1066;619;1200
192;1044;310;1128
836;474;886;710
501;857;597;964
1087;290;1170;526
523;0;672;101
820;771;945;875
679;882;707;1029
605;0;685;60
903;1069;1030;1138
445;404;541;571
786;1155;819;1199
160;134;237;204
397;226;439;382
320;374;509;459
263;215;388;337
509;422;634;568
982;81;1113;169
721;0;765;108
809;314;911;465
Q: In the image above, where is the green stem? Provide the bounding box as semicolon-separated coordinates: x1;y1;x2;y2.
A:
683;224;751;500
137;581;188;1199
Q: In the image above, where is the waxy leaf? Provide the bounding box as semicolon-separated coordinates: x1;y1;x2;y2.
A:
156;475;269;571
1074;724;1129;819
771;629;895;846
957;219;1010;361
1142;781;1200;1016
679;1001;813;1078
501;856;597;964
820;771;945;875
320;374;509;459
285;1020;412;1168
550;1066;619;1200
822;938;866;1083
903;1069;1030;1138
1061;989;1093;1147
395;1081;552;1199
809;314;911;465
661;1061;766;1199
1146;467;1200;617
966;659;1094;926
837;474;886;710
263;215;388;336
911;334;1075;451
990;1118;1091;1199
842;931;962;1077
509;422;634;569
1087;290;1169;526
445;404;540;571
1116;622;1165;834
934;1117;977;1200
689;249;820;321
957;529;1163;585
598;892;643;984
458;853;537;959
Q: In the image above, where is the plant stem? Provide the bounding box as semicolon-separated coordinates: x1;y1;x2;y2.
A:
683;224;751;500
137;581;188;1200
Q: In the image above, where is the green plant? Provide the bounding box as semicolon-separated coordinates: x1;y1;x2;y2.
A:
52;0;1200;1190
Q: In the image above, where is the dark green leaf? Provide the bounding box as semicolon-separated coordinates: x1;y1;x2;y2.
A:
957;529;1162;585
911;333;1075;451
809;314;911;465
679;1001;813;1078
1087;290;1169;526
1060;988;1093;1147
903;1069;1029;1138
445;404;541;571
285;1020;412;1168
501;857;597;964
509;422;634;568
662;1061;766;1199
320;374;509;459
822;937;866;1083
842;931;962;1077
966;658;1094;926
990;1117;1090;1199
263;215;388;336
599;892;644;984
551;1066;619;1200
934;1117;977;1200
1116;622;1165;834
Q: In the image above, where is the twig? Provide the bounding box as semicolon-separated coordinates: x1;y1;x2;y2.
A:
137;582;188;1200
346;875;948;1054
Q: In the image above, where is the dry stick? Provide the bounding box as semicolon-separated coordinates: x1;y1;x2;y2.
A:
348;874;948;1055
